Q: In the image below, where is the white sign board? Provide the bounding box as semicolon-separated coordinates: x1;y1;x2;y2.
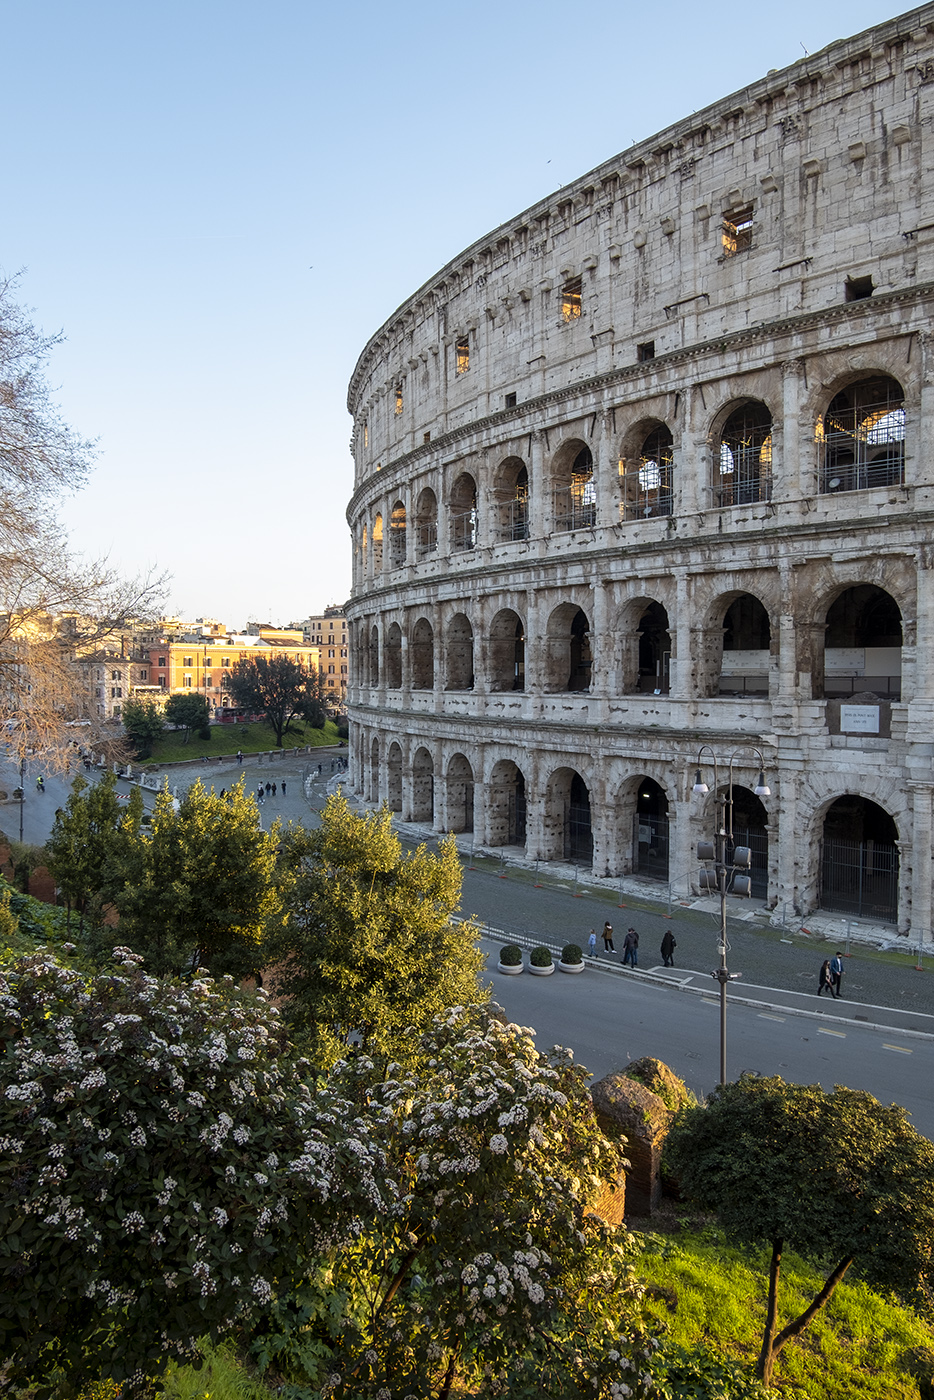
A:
840;704;880;734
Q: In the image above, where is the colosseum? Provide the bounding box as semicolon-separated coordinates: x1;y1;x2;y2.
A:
345;4;934;937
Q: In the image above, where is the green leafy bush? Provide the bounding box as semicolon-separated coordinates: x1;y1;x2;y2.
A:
651;1343;769;1399
499;943;522;966
530;945;553;967
561;943;583;964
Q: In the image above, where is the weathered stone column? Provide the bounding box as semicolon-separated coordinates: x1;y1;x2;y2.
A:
911;782;934;943
669;570;692;700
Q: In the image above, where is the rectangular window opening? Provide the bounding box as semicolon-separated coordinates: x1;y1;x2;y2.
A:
637;341;655;362
561;276;583;321
455;336;470;373
394;386;403;415
845;275;874;302
423;431;431;444
722;205;754;256
505;391;517;409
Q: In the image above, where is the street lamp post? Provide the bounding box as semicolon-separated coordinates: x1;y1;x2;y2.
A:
691;745;770;1086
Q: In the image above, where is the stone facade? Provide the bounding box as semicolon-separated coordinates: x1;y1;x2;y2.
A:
345;6;934;937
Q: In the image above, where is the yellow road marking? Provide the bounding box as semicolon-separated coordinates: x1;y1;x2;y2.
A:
882;1043;912;1054
818;1027;846;1038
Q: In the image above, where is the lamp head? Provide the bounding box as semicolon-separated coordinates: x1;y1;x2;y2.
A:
754;770;771;797
692;768;709;795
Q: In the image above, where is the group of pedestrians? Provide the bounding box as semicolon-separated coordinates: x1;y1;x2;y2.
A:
586;922;678;969
818;953;845;998
255;779;287;805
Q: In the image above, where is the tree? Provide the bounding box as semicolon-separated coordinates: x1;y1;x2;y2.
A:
121;695;164;757
0;946;380;1396
226;651;324;746
251;1004;658;1400
273;793;486;1067
163;691;210;743
114;777;282;978
45;772;142;932
0;273;164;771
664;1073;934;1387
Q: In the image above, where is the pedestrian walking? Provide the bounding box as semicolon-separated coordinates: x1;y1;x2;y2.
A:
601;921;615;953
587;928;597;959
622;927;639;967
272;782;277;797
281;779;287;796
257;785;265;805
817;958;834;996
265;782;271;796
660;929;676;967
829;952;844;999
318;763;322;775
236;750;243;765
220;788;226;799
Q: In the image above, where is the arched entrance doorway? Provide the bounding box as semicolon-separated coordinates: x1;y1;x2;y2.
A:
821;796;899;922
633;778;669;880
567;772;593;864
488;760;526;849
723;786;768;898
411;748;434;824
446;753;475;833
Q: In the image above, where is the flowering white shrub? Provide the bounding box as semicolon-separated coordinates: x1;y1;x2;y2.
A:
0;948;385;1395
254;1004;657;1400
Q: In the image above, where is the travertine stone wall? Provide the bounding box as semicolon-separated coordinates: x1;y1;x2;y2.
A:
345;6;934;935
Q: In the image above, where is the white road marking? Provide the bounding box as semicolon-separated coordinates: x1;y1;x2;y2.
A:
759;1013;785;1022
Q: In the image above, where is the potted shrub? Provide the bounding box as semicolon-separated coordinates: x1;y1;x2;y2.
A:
528;945;555;977
559;943;585;974
498;943;524;975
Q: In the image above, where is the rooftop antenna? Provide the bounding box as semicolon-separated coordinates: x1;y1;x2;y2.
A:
800;41;809;55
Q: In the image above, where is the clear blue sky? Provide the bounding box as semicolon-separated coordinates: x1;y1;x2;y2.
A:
1;0;901;625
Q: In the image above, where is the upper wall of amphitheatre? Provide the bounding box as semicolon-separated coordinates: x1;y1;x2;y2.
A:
346;4;934;492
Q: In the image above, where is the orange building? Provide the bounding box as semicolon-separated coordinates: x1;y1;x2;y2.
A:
148;631;322;715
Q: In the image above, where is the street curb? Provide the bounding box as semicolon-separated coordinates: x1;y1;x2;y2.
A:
477;933;934;1044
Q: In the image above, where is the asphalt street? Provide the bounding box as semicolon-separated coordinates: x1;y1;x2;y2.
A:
480;941;934;1139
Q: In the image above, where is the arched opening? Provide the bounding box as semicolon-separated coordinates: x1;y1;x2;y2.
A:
554;443;595;532
372;513;384;571
633;778;669;880
389;500;407;568
385;622;402;689
636;602;671;694
818;376;905;494
410;617;434;689
368;625;379;687
544;604;592;693
488;759;527;848
543;767;593;864
445;613;474;691
718;594;771;696
416;487;438;558
621;424;674;521
411;747;434;824
368;736;380;804
386;741;402;812
715;402;773;506
821;796;898;923
489;608;525;691
721;786;769;898
450;473;478;551
495;458;529;541
446;753;474;833
824;585;902;700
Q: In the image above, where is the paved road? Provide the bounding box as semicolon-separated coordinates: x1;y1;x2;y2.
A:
481;941;934;1139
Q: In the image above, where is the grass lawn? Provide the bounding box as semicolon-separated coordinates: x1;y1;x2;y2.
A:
637;1223;933;1397
139;720;343;766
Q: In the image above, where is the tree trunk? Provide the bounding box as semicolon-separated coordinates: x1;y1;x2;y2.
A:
756;1237;783;1385
757;1247;853;1385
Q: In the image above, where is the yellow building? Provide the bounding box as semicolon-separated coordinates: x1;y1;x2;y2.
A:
148;632;322;714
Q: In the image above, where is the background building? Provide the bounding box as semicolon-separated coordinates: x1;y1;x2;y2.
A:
297;606;348;704
345;6;934;937
148;626;321;714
